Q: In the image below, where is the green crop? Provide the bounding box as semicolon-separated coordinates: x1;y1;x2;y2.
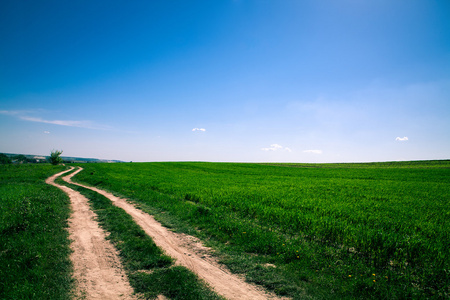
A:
73;161;450;299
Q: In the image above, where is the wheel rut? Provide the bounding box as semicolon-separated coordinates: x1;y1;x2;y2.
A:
46;168;135;300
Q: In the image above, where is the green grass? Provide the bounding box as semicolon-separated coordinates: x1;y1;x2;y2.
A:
72;161;450;299
59;172;223;299
0;164;73;299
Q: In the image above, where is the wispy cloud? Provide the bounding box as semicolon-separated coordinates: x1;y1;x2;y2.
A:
192;128;206;132
0;110;22;116
0;110;110;130
303;149;323;154
261;144;292;152
20;116;86;127
395;137;409;141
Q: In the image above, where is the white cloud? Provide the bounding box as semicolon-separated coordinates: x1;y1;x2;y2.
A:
303;149;323;154
395;137;409;141
261;144;292;152
192;128;206;132
262;144;282;151
21;116;83;127
44;131;50;134
21;116;110;130
0;109;110;130
0;109;46;116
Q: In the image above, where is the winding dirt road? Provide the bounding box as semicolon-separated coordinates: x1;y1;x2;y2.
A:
49;167;286;300
46;167;135;300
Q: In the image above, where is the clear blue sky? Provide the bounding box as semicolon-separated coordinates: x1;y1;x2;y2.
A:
1;0;449;162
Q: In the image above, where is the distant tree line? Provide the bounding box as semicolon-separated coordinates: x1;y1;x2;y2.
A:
0;153;11;164
0;151;122;165
0;153;53;164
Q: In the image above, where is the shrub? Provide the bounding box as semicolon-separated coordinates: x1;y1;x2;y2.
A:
49;150;63;165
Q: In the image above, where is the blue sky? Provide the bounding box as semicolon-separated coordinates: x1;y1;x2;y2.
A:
1;0;449;162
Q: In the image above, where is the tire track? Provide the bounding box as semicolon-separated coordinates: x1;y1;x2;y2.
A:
47;168;135;300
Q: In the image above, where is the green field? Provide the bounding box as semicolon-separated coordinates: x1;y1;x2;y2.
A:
0;164;72;299
1;161;448;299
72;161;450;299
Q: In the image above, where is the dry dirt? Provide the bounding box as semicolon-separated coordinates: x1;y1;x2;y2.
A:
51;166;287;300
46;168;136;300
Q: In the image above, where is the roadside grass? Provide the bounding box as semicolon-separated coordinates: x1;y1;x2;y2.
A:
71;161;450;299
0;164;72;299
58;173;223;300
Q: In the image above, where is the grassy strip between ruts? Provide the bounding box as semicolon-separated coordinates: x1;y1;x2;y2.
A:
57;173;223;300
0;164;73;299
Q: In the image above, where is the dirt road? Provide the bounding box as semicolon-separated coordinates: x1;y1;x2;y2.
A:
46;168;135;300
63;167;285;300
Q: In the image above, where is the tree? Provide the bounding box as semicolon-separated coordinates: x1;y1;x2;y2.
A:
0;153;12;164
49;150;63;165
13;154;29;163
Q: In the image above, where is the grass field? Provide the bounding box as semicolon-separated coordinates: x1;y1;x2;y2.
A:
72;161;450;299
0;164;72;299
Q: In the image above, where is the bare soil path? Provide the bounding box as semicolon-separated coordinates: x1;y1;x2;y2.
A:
64;167;286;300
46;168;135;300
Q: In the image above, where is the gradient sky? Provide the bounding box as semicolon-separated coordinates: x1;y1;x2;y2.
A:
1;0;449;162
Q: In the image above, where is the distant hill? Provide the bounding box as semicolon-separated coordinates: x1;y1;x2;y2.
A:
1;153;123;164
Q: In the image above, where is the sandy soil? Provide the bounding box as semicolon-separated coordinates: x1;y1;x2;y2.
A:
64;167;286;300
46;168;135;300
